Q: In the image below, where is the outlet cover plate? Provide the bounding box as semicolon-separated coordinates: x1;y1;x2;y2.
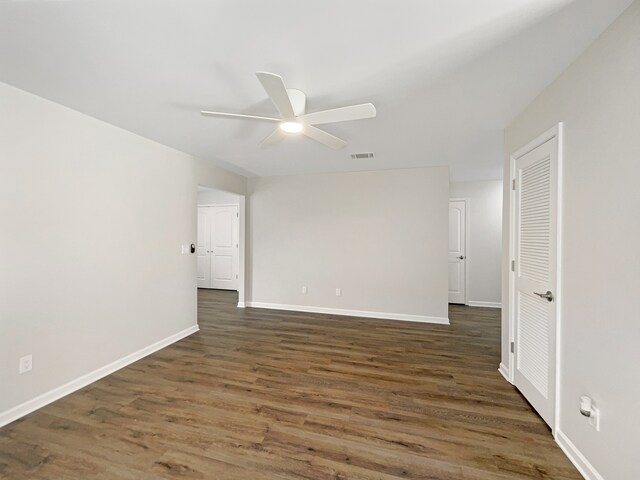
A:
19;354;32;374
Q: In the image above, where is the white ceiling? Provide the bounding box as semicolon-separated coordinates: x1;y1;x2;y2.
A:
0;0;632;181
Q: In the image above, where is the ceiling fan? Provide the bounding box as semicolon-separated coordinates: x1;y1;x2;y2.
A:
200;72;376;149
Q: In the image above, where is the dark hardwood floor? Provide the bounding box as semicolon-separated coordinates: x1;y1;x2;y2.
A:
0;289;580;479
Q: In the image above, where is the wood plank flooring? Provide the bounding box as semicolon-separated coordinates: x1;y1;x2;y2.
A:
0;289;580;479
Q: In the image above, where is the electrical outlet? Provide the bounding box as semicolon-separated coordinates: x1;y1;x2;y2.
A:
302;286;308;294
335;288;342;296
19;355;32;374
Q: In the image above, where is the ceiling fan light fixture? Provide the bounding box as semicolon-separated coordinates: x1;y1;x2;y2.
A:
279;121;303;134
200;72;376;149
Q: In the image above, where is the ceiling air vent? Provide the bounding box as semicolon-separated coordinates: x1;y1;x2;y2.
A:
350;152;375;159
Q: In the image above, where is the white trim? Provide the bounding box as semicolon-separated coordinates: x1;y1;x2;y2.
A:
554;123;565;436
556;430;605;480
468;301;502;308
498;363;512;384
0;325;199;428
197;203;240;207
507;150;516;383
466;199;470;306
508;123;563;434
237;196;246;307
511;125;561;159
245;302;450;325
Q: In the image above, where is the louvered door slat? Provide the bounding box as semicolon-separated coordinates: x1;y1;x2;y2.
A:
519;156;551;284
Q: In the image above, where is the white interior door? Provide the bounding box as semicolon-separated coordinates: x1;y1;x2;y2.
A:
209;205;239;290
448;200;467;304
513;134;559;428
196;207;210;288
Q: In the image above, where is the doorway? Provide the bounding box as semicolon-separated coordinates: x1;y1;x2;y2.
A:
509;124;562;431
448;199;467;304
196;186;245;306
197;205;239;290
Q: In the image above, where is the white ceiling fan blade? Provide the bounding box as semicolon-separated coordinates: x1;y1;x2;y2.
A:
200;111;280;122
300;103;376;126
259;128;284;148
303;125;347;150
256;72;296;119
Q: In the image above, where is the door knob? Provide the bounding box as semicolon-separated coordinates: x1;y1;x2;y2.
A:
534;290;554;302
457;255;465;260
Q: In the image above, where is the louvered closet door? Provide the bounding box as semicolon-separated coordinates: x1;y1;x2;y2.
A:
513;136;558;428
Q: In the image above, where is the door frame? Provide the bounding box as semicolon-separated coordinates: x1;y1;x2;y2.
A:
199;203;241;292
449;198;470;305
507;123;563;435
197;196;246;308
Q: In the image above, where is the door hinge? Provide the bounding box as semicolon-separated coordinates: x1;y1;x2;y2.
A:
236;274;238;279
237;212;239;217
511;260;515;272
510;342;515;353
512;179;516;190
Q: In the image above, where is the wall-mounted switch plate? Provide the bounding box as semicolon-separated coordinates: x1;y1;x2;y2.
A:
181;245;189;254
302;286;308;294
19;355;32;374
335;288;342;296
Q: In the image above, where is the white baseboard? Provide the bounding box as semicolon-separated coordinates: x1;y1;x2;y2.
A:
468;301;502;308
498;363;512;384
237;302;246;308
556;430;604;480
245;302;449;325
0;325;199;429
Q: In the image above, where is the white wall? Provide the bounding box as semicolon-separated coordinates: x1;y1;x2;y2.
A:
501;3;640;478
450;181;502;307
247;167;450;322
197;187;240;205
0;81;246;425
194;157;246;196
